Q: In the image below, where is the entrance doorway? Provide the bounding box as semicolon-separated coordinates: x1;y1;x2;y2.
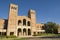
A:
23;28;26;36
18;28;21;36
28;29;31;35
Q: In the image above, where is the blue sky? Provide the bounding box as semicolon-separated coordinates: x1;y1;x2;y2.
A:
0;0;60;24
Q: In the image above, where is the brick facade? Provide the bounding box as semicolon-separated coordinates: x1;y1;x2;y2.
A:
0;3;45;37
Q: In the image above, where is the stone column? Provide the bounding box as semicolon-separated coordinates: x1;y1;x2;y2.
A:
26;21;28;36
14;29;17;36
26;20;27;26
21;20;23;26
26;29;28;36
21;20;23;36
22;29;23;36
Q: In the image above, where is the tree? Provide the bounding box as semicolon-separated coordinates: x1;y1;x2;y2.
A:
44;22;58;34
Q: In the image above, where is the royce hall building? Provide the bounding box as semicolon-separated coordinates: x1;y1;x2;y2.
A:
0;4;45;37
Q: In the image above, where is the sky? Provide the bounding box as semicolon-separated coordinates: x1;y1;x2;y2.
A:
0;0;60;24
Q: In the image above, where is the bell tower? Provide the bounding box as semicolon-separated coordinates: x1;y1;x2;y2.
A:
28;9;36;35
7;4;18;36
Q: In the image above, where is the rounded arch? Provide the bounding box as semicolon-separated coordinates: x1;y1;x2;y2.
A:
18;28;21;36
23;28;26;32
23;19;26;26
18;20;21;25
28;29;31;35
37;32;40;34
18;28;21;32
33;32;36;35
23;28;26;35
27;21;30;26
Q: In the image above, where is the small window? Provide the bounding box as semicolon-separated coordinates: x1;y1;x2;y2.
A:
0;32;1;35
10;32;14;35
2;32;6;35
27;21;30;26
23;19;26;26
18;20;21;25
11;6;17;10
33;32;36;35
38;32;39;34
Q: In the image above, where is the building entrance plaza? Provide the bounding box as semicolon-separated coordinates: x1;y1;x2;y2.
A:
0;3;45;37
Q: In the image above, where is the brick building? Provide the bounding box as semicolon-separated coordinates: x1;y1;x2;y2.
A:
0;4;45;37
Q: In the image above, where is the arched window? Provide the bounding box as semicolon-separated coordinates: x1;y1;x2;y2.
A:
23;28;26;33
23;19;26;26
27;21;30;26
28;29;31;35
18;20;21;25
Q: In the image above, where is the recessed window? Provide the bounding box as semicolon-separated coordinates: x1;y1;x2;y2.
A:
18;20;21;25
27;21;30;26
0;32;1;35
10;32;14;35
23;19;26;26
11;6;17;10
38;32;39;34
2;32;6;35
33;32;36;35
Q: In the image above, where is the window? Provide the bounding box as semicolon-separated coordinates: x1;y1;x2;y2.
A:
0;32;1;35
38;32;39;34
2;32;6;35
23;28;26;33
23;19;26;26
27;21;30;26
11;6;17;10
33;32;36;35
10;32;14;35
18;20;21;25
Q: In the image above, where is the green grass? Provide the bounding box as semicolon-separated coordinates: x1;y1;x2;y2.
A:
0;34;60;40
6;35;17;38
0;35;27;40
0;38;27;40
33;33;60;36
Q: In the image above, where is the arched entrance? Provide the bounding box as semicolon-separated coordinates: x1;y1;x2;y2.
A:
18;28;21;36
23;28;26;36
28;29;31;35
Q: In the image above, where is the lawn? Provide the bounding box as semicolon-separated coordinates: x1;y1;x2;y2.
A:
0;34;60;40
33;33;60;37
0;38;27;40
0;35;27;40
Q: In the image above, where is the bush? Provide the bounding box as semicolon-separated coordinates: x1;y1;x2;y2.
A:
56;34;60;37
33;33;60;37
6;35;17;38
0;35;6;38
33;34;37;36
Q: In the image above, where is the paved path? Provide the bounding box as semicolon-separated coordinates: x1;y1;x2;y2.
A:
26;37;60;40
19;36;60;40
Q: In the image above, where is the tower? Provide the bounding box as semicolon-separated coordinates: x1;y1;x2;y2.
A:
7;4;18;36
28;9;36;35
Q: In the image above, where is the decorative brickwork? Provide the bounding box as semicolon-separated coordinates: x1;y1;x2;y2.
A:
0;3;45;37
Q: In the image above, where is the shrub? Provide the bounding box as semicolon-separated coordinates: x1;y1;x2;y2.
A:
0;35;6;38
6;35;17;38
